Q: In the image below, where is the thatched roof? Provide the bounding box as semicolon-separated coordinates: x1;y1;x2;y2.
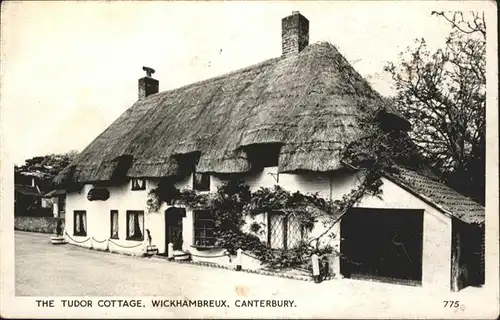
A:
15;185;42;197
43;189;66;198
55;42;410;185
386;168;485;225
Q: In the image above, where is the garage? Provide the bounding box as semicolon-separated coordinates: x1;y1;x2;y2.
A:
340;208;424;285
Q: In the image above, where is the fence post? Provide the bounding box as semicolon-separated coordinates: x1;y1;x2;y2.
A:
311;253;320;283
168;243;174;261
106;238;110;251
236;248;242;271
89;237;93;250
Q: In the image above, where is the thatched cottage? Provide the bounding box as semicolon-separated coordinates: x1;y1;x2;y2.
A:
55;12;484;291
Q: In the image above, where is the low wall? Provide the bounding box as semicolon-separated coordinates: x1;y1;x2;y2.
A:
15;207;53;217
14;216;65;234
187;248;263;270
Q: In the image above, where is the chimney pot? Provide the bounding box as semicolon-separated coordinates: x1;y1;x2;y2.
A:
138;66;159;100
142;66;155;77
281;11;309;56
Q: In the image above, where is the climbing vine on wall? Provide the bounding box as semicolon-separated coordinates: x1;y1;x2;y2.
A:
145;108;417;269
145;174;382;269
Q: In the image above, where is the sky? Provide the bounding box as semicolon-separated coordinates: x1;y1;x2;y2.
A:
0;1;468;165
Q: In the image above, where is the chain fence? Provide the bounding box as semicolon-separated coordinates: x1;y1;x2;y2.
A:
63;231;363;271
64;231;90;244
64;232;144;249
92;237;108;244
108;239;144;249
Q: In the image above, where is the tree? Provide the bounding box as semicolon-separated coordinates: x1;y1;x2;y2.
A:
14;151;78;193
384;11;486;204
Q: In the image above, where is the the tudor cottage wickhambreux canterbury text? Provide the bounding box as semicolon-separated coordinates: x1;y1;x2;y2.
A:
53;11;485;292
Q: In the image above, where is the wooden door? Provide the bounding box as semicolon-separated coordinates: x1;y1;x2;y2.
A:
340;208;423;284
165;208;184;254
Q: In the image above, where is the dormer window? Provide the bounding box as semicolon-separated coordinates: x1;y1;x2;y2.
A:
246;143;281;170
193;172;210;192
131;178;146;191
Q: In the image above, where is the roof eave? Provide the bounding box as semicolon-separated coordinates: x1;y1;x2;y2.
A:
382;172;484;225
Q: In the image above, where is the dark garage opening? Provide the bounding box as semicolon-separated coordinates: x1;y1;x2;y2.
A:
340;208;424;285
451;219;485;291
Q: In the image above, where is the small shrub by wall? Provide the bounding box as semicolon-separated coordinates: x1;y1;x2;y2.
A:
14;216;65;234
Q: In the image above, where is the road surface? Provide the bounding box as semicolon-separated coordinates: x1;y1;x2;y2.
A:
13;231;488;318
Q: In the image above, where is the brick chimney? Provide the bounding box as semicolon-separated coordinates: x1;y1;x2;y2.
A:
138;66;159;100
281;11;309;56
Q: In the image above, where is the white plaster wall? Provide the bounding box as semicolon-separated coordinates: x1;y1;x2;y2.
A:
211;168;354;275
213;170;451;289
213;168;355;256
64;169;451;290
241;167;281;192
52;198;59;217
181;207;194;250
280;170;360;200
65;175;193;256
307;215;339;244
212;168;360;199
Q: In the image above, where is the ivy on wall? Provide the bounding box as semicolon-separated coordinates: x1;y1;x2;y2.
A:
145;109;417;270
145;176;380;269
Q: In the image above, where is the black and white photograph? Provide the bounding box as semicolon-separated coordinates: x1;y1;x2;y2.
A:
0;1;498;318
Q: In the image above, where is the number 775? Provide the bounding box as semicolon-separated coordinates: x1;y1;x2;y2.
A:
443;301;460;308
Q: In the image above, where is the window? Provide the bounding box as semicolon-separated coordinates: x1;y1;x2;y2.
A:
57;195;66;218
193;210;215;247
57;195;66;213
268;212;306;250
126;211;144;241
246;143;281;169
73;210;87;236
131;178;146;190
193;172;210;192
110;210;119;239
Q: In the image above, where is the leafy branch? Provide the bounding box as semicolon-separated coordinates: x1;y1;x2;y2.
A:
385;11;486;203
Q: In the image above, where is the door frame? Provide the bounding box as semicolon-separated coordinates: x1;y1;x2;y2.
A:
165;207;185;255
340;207;424;285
